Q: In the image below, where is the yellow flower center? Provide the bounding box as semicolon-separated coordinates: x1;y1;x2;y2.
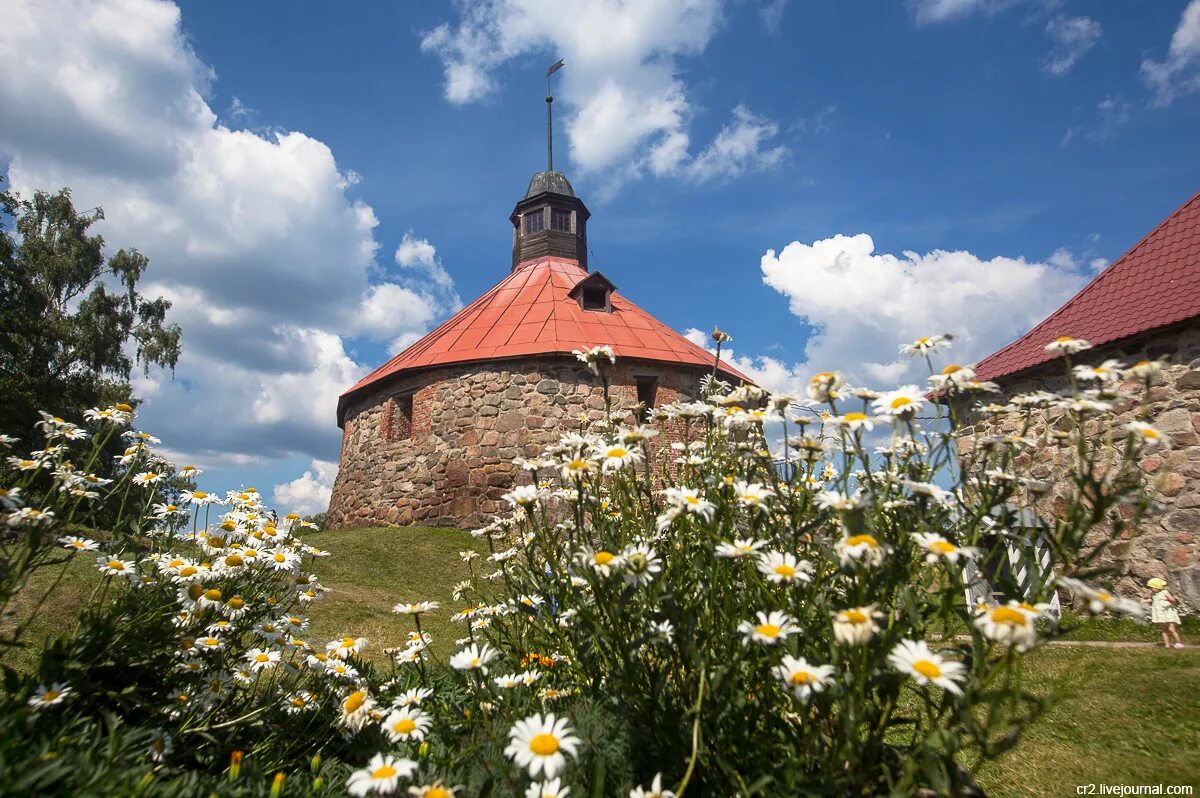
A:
930;541;957;554
1055;336;1074;342
193;491;207;499
846;534;878;548
203;589;222;601
594;551;615;565
791;671;812;685
115;403;133;412
224;555;243;567
756;623;782;638
844;609;868;624
992;607;1029;626
913;660;942;679
341;637;356;648
107;560;125;570
227;597;245;610
942;364;962;374
425;788;451;798
344;691;367;713
43;690;60;701
187;584;204;600
255;653;270;663
372;766;398;779
393;718;417;734
568;459;587;470
529;733;560;756
843;412;867;422
607;447;628;459
774;564;796;577
1142;428;1159;439
178;566;198;578
890;396;913;409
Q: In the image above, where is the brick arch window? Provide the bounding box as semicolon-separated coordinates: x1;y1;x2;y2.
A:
383;394;414;442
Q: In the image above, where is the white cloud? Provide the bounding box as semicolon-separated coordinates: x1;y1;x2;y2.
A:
1043;15;1101;76
0;0;456;466
273;458;338;516
1141;0;1200;107
759;0;790;33
683;328;808;396
685;105;788;183
760;233;1088;386
395;231;458;293
420;0;787;195
1061;96;1130;145
909;0;1019;26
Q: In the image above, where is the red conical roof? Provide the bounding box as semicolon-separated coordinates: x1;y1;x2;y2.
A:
342;256;749;405
976;191;1200;382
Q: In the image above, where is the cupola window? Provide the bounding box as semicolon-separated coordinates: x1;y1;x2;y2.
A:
581;285;608;311
524;211;545;234
550;208;571;232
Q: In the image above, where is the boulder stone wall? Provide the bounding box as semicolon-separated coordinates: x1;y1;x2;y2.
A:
327;356;708;530
956;319;1200;609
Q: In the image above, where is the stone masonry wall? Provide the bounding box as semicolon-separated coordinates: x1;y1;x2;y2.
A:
957;320;1200;609
327;356;708;531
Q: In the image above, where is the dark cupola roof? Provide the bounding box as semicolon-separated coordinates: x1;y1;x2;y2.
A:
525;170;576;199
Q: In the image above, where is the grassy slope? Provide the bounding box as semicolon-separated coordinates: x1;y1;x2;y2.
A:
3;526;1198;794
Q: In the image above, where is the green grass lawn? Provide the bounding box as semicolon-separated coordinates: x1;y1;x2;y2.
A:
3;525;1198;795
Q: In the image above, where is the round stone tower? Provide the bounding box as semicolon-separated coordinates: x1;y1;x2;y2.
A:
326;169;748;530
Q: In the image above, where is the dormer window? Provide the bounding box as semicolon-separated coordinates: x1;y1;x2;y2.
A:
524;211;544;234
569;271;617;313
581;285;608;310
550;208;571;232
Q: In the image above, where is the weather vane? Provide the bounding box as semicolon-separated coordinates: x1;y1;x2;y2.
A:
546;58;564;171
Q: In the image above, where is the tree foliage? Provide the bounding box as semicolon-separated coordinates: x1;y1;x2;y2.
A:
0;185;181;433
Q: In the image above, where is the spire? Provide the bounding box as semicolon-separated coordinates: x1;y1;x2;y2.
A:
546;59;563;171
510;60;589;272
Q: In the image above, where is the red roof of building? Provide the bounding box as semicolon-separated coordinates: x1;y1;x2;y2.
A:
342;256;749;403
975;191;1200;382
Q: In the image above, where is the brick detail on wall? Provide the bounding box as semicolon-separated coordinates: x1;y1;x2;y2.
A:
327;356;710;531
956;319;1200;610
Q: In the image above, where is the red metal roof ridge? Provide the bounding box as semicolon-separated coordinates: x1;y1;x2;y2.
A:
974;190;1200;382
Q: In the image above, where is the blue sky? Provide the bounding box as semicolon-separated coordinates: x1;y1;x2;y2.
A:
2;0;1199;512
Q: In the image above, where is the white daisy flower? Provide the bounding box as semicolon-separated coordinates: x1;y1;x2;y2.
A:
774;656;835;702
383;706;431;743
873;385;926;418
1073;359;1123;382
526;778;571;798
629;773;676;798
449;642;496;674
833;606;882;646
393;686;434;707
738;610;799;646
327;636;366;658
1043;336;1091;354
899;335;952;356
912;532;979;564
755;551;813;584
504;713;581;779
346;753;418;796
973;602;1039;651
148;729;173;762
835;533;886;568
832;412;874;432
621;543;661;587
0;486;22;509
95;555;135;577
504;484;544;508
244;648;281;672
393;601;440;615
732;480;773;510
339;688;377;733
599;442;642;472
579;547;623;578
888;639;968;695
28;682;71;710
806;371;844;403
59;535;99;552
1126;421;1164;446
714;538;767;558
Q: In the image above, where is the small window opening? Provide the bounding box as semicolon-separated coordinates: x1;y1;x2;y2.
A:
390;394;414;441
636;377;658;414
524;211;545;234
580;285;609;312
550;208;571;232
